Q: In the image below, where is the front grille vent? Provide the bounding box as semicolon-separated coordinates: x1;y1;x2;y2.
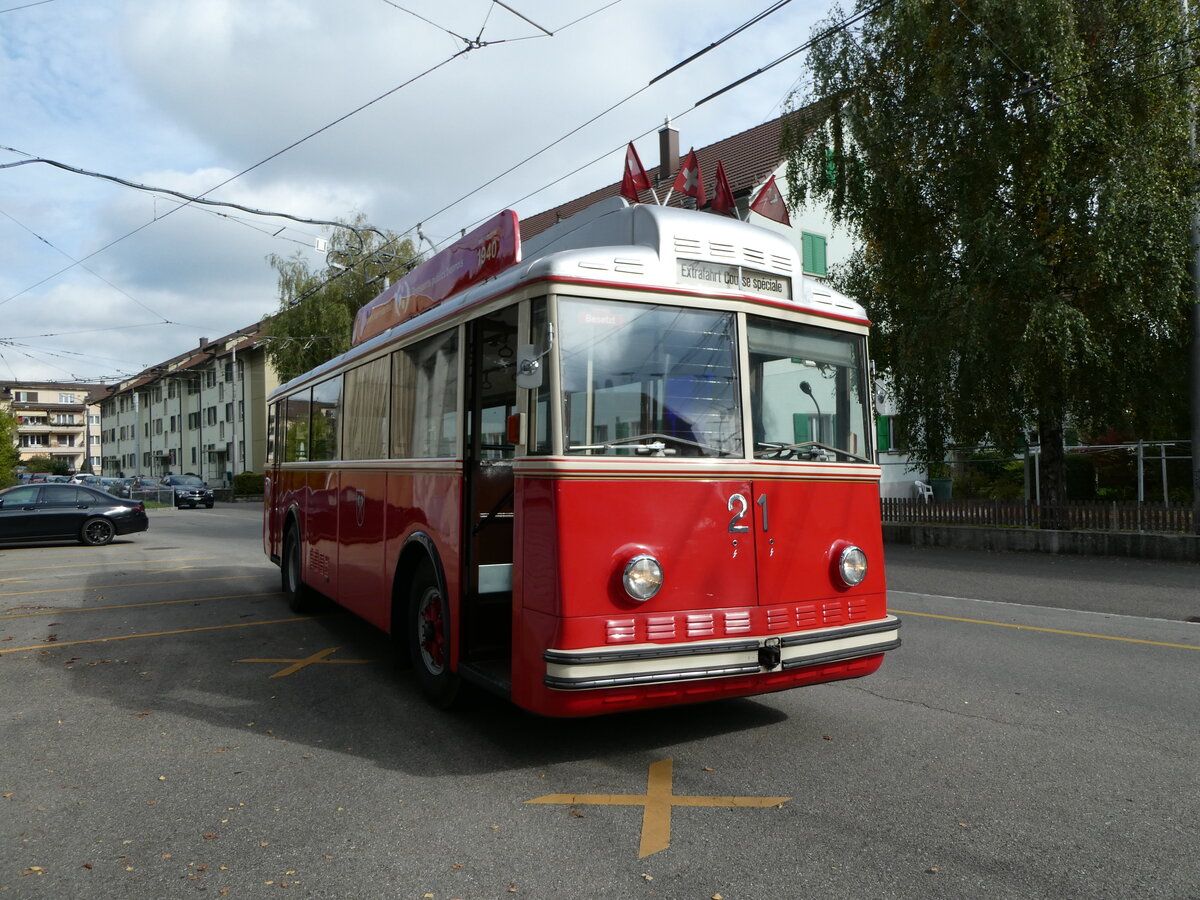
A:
687;614;716;638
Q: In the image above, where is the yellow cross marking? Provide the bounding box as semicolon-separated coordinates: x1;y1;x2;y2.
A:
234;646;375;678
526;757;789;858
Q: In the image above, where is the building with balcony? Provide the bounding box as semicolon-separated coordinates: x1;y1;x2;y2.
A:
1;381;107;473
100;324;279;484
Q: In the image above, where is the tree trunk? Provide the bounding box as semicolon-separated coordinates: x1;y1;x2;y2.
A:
1038;413;1067;530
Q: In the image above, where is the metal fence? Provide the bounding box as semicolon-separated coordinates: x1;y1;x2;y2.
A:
881;498;1195;534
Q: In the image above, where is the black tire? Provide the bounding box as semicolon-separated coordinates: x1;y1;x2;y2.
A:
204;501;214;509
408;562;460;708
281;527;316;613
79;516;115;546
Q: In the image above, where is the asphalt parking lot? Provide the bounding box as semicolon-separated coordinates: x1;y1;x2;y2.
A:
2;505;1198;899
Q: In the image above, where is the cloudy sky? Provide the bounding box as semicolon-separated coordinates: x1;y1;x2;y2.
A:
1;0;832;385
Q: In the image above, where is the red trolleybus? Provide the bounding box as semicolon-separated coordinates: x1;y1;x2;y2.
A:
263;198;899;716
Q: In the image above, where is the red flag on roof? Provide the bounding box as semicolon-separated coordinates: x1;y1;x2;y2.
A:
749;175;790;226
673;148;707;206
620;142;652;202
711;161;736;217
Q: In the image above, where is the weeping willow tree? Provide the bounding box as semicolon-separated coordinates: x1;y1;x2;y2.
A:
264;216;419;381
784;0;1196;516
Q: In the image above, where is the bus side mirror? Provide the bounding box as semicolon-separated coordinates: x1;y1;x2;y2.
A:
516;344;543;389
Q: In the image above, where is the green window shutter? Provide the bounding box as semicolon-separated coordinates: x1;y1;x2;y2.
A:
801;233;827;276
792;413;811;443
877;415;891;453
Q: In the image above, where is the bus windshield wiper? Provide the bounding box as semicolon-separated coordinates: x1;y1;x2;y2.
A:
754;440;871;464
570;433;733;457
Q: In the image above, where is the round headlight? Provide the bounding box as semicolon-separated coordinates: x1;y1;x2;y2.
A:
838;545;868;586
623;555;663;602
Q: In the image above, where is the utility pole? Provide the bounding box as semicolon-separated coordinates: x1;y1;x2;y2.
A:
1187;0;1200;533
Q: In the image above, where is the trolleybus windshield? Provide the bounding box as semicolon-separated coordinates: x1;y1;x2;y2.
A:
559;297;741;457
747;316;871;463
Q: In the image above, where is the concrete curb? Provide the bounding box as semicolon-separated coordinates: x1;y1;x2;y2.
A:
884;523;1200;563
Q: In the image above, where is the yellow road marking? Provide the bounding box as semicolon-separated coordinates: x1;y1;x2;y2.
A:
0;556;217;574
0;617;315;654
890;608;1200;650
527;758;789;858
235;646;375;678
0;591;278;619
0;574;261;599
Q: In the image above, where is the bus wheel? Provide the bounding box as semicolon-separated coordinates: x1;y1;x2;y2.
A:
282;527;316;614
409;563;460;708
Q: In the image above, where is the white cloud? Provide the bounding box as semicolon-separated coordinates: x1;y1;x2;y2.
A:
1;0;829;382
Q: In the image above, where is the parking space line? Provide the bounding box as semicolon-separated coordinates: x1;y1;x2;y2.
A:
1;590;279;620
890;608;1200;650
0;556;217;574
0;574;263;599
527;758;789;858
0;617;318;654
235;646;376;677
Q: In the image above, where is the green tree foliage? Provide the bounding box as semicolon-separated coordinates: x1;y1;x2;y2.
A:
784;0;1196;511
263;216;418;382
0;409;19;487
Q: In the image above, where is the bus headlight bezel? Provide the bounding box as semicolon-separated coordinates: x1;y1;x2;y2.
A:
837;544;868;587
623;554;663;602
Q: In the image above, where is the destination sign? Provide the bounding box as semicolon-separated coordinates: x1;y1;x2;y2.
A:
676;259;791;300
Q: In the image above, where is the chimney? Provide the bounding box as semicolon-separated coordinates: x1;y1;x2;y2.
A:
199;337;208;347
658;119;679;183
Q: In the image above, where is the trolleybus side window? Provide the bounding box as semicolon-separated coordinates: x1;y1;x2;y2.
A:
471;309;519;460
342;356;390;460
392;330;458;459
310;376;342;462
282;392;311;462
747;317;871;462
529;298;552;454
558;296;741;457
266;403;277;465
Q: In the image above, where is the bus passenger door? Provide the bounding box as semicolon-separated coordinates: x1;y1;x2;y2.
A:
462;307;518;687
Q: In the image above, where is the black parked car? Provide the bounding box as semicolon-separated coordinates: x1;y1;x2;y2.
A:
160;474;215;509
0;483;149;546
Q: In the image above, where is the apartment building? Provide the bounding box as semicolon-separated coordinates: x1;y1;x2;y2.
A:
1;381;106;473
100;324;279;484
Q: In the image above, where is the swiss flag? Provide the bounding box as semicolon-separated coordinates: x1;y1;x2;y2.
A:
673;148;706;206
620;142;652;202
749;175;790;226
711;161;736;217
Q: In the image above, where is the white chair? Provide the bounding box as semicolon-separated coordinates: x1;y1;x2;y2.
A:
913;480;933;503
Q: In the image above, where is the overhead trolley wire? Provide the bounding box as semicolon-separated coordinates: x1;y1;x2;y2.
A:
401;0;812;243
